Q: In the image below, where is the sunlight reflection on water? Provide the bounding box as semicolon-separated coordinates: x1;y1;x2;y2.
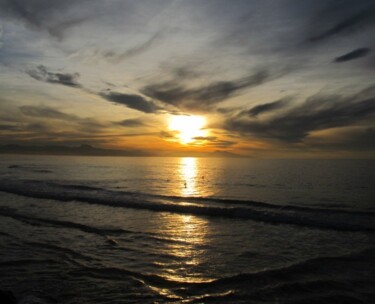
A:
180;157;198;196
156;211;211;283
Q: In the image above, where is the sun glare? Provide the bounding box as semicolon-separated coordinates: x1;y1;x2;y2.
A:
169;115;207;144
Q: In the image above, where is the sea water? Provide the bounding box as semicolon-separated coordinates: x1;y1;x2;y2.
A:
0;155;374;303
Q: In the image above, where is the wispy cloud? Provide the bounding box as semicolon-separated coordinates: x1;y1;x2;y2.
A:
142;70;274;111
226;86;375;142
100;91;162;113
19;105;108;131
26;65;81;88
102;32;162;63
20;105;78;120
240;97;291;117
115;118;147;128
0;0;91;39
308;2;375;42
334;48;371;63
192;136;236;148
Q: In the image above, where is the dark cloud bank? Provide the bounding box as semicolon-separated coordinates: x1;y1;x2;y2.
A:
141;70;274;111
226;86;375;142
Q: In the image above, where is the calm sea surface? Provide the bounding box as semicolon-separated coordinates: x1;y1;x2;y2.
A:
0;155;374;303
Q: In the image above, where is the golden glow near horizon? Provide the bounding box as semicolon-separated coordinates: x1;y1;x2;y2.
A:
168;115;207;144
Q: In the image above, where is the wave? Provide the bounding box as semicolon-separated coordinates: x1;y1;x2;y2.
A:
8;165;53;173
179;248;375;303
207;247;375;287
48;248;375;303
0;179;374;232
0;207;129;237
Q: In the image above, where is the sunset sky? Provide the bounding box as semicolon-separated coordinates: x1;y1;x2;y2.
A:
0;0;374;157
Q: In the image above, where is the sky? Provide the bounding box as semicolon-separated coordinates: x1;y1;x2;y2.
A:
0;0;374;158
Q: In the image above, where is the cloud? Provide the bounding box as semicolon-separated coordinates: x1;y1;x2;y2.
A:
19;105;108;132
141;70;273;111
308;3;375;42
20;105;77;120
225;86;375;142
103;32;162;63
312;127;375;152
0;124;20;131
0;0;90;39
192;136;236;148
0;23;3;48
26;65;81;88
115;118;147;128
100;91;162;113
159;130;178;139
193;136;217;141
241;97;290;117
334;48;371;63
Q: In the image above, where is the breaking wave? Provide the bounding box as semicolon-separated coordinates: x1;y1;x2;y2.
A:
0;179;374;232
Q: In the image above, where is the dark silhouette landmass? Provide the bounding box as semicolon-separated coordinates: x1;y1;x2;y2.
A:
0;144;149;157
0;144;240;158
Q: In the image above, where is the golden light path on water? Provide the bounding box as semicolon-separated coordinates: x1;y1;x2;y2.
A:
180;157;198;197
154;158;212;285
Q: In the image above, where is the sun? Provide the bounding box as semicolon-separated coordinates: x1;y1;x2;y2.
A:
168;115;207;144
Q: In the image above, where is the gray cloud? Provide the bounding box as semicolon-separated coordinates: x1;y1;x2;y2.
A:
0;0;90;39
19;105;108;132
226;86;375;142
20;105;77;120
0;124;20;131
311;127;375;152
242;98;290;117
27;65;81;88
142;70;272;111
103;32;162;63
100;92;162;113
115;118;147;128
26;122;49;132
169;66;200;81
308;2;375;42
192;136;236;148
334;48;371;63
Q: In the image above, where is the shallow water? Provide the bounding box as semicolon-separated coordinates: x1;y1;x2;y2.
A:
0;155;374;303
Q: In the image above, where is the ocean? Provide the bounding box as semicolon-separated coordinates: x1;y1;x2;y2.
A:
0;155;374;303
